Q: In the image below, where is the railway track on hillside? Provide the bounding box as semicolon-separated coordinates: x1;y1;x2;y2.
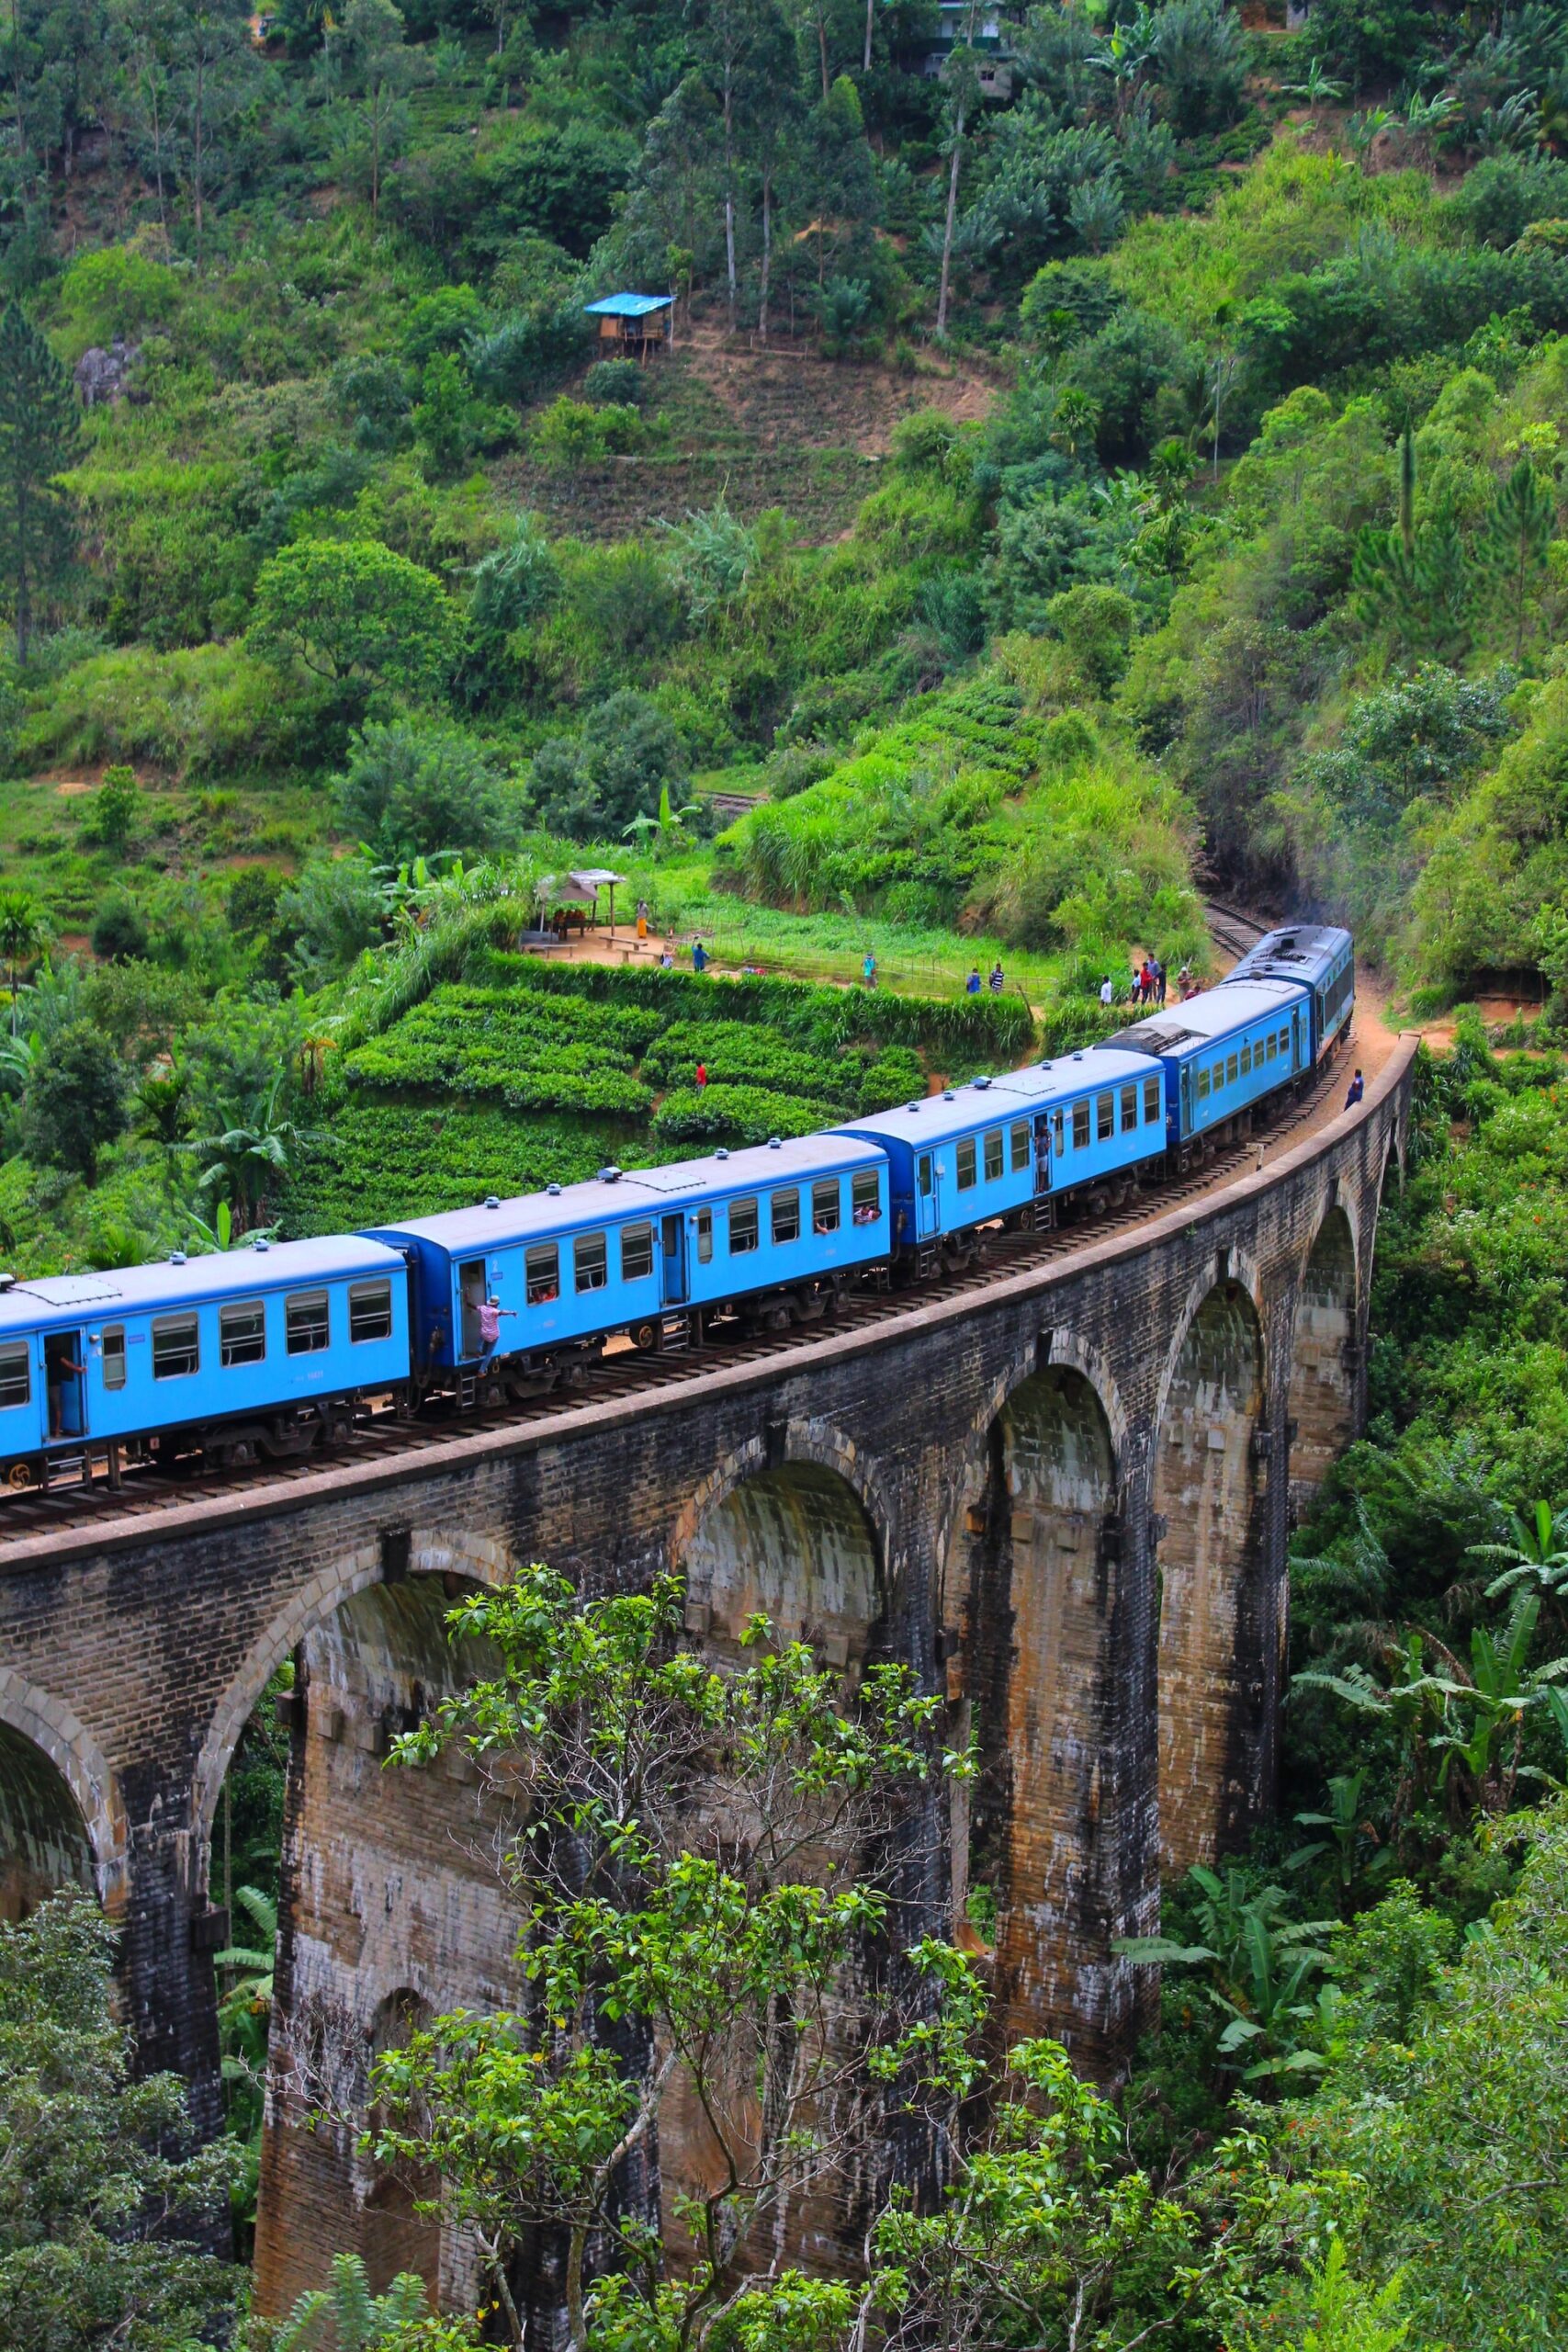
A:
1203;899;1271;967
0;1046;1354;1546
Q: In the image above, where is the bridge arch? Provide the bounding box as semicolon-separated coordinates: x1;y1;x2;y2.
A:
1152;1273;1269;1875
0;1666;124;1908
675;1430;887;1664
192;1526;515;1871
1288;1205;1359;1515
946;1351;1134;2062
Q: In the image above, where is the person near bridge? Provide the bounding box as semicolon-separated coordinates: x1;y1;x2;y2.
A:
1345;1068;1364;1109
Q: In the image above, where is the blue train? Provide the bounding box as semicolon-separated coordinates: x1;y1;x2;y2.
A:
0;923;1352;1490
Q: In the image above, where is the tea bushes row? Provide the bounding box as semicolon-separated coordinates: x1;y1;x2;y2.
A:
651;1084;845;1147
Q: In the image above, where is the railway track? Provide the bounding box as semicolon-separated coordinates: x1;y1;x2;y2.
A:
1202;899;1272;967
0;1047;1350;1545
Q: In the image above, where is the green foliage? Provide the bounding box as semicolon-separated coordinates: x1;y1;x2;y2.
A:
0;300;84;663
334;718;522;863
249;538;460;698
91;763;139;850
0;1894;241;2352
24;1018;127;1181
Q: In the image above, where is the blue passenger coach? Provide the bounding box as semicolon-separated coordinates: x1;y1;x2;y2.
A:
0;1235;410;1481
366;1133;892;1387
837;1045;1170;1260
1221;923;1353;1063
1100;979;1310;1163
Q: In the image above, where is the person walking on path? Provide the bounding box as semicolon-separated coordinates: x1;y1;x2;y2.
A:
1100;975;1114;1009
966;967;982;996
988;961;1005;994
863;950;877;989
1345;1067;1364;1109
691;938;708;974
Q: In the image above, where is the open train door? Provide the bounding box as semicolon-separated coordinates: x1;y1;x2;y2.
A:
661;1212;688;1305
915;1149;940;1238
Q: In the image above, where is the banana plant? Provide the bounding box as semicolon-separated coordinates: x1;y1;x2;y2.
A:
1114;1866;1337;2083
1293;1768;1389;1906
1474;1499;1568;1603
1429;1592;1568;1815
272;2251;434;2352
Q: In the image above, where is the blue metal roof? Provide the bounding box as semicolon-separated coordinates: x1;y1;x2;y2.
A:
367;1135;886;1258
839;1052;1158;1150
1105;979;1305;1063
1224;924;1351;989
584;293;674;318
0;1234;404;1335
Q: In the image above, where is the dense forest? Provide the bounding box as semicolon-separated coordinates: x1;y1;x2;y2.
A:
6;0;1568;2346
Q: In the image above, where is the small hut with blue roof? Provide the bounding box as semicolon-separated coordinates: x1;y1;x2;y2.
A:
583;291;675;356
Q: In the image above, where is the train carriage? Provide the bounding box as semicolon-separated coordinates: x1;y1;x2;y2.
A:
836;1046;1171;1262
1100;978;1311;1165
1221;923;1353;1063
364;1133;892;1383
0;1235;410;1483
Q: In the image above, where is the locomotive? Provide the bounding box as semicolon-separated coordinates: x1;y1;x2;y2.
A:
0;923;1352;1490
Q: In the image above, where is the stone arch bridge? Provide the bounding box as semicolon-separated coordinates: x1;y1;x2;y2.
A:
0;1045;1414;2315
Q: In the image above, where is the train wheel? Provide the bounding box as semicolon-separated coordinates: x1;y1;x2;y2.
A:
630;1319;659;1351
6;1462;31;1490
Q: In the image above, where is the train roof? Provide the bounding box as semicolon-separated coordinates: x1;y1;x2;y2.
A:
367;1134;886;1255
0;1233;404;1335
1224;923;1352;987
837;1051;1156;1149
1106;978;1306;1063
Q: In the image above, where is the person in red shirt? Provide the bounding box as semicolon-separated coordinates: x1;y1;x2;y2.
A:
694;1062;708;1090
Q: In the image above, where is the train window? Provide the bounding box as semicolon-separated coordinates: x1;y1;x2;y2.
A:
1072;1100;1090;1149
1054;1108;1066;1154
915;1157;932;1200
1225;1053;1239;1086
1278;1026;1290;1057
286;1291;331;1355
525;1243;559;1305
729;1197;760;1254
1120;1084;1138;1129
349;1281;392;1344
1096;1092;1114;1141
621;1223;654;1283
152;1314;199;1380
1197;1065;1211;1101
696;1208;714;1263
814;1179;841;1232
956;1138;977;1190
1266;1033;1277;1061
852;1170;881;1224
574;1233;608;1294
772;1188;800;1245
984;1128;1003;1182
1240;1042;1252;1076
220;1300;267;1366
1010;1121;1030;1172
100;1327;126;1391
0;1341;29;1409
1144;1077;1161;1124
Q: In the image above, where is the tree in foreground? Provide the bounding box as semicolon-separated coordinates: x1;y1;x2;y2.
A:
0;300;84;664
0;1893;241;2352
372;1566;978;2350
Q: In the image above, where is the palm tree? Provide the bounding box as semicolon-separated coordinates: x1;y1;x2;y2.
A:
188;1078;321;1235
0;887;46;1038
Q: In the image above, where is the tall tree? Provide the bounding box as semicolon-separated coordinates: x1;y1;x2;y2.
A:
172;0;253;269
934;0;983;340
341;0;417;227
744;0;803;338
1485;457;1554;663
693;0;768;333
0;300;82;665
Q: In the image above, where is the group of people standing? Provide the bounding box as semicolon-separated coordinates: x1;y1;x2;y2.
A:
965;963;1008;997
